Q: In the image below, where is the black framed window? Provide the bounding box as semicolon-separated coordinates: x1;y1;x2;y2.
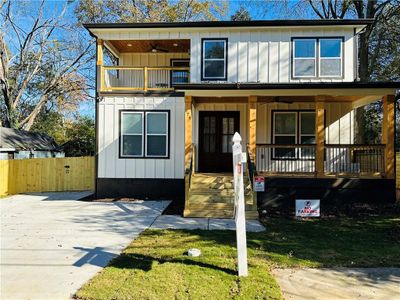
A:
272;111;316;159
120;110;169;158
170;59;190;85
292;37;343;78
201;38;227;80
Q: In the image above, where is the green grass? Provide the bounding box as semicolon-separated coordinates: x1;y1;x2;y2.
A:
75;216;400;300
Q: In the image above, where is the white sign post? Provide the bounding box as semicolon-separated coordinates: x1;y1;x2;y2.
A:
232;132;248;277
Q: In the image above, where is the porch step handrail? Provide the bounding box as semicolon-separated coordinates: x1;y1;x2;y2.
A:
184;143;196;207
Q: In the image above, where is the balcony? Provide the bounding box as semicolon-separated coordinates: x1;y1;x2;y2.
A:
100;66;190;92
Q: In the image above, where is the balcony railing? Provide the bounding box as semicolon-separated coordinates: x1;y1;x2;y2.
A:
256;144;386;177
100;66;190;92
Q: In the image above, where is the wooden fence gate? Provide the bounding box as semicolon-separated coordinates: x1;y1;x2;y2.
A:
0;156;94;197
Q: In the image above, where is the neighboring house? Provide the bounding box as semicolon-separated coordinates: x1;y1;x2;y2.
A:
84;19;399;217
0;127;64;160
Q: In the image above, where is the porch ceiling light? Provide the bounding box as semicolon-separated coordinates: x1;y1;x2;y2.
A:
173;43;178;47
127;43;132;47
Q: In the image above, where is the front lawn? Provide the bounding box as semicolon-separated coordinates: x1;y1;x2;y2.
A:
75;216;400;300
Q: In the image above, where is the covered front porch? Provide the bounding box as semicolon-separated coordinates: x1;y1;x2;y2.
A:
181;84;397;217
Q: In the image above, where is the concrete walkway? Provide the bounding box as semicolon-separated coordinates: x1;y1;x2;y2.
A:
150;215;265;232
274;268;400;300
0;192;170;300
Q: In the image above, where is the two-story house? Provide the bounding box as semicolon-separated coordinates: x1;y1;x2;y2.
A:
84;20;398;218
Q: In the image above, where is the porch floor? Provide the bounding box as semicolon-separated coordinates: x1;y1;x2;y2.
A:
184;173;258;219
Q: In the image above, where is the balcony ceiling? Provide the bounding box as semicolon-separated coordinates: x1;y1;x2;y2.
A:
109;39;190;53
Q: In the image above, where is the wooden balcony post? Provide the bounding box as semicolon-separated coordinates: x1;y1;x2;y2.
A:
96;39;104;92
315;99;325;177
96;39;103;66
248;96;257;162
144;66;148;91
185;96;193;168
382;95;395;179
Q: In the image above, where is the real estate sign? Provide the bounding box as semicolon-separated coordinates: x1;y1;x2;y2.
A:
295;199;320;217
232;132;248;277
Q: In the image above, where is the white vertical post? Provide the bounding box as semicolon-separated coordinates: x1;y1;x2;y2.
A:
232;132;248;277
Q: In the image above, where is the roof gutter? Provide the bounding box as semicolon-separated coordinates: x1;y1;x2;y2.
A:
83;19;374;30
174;82;400;90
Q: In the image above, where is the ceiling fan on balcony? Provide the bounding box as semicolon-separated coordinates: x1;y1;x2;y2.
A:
149;43;169;53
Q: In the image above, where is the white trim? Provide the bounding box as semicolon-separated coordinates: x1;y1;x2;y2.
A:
293;39;317;78
0;148;16;152
318;38;343;78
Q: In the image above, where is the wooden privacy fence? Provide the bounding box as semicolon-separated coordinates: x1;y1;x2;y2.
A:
0;156;94;197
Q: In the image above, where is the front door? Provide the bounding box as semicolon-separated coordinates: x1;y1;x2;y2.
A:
198;111;240;173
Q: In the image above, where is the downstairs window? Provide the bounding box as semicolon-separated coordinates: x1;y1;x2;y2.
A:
120;110;169;158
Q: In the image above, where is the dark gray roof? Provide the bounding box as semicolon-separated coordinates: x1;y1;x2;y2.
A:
83;19;373;30
0;127;60;151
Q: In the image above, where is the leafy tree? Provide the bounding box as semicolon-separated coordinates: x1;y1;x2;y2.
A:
62;116;95;157
31;110;95;157
259;0;400;144
30;110;67;145
0;0;93;130
75;0;227;24
231;6;252;21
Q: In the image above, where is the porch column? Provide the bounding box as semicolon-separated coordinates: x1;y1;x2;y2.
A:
248;96;257;162
315;99;325;177
96;39;104;92
382;95;395;179
185;96;193;168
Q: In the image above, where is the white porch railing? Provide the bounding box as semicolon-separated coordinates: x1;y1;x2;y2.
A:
256;144;386;177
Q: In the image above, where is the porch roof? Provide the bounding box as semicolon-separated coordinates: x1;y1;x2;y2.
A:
175;81;400;90
177;82;399;107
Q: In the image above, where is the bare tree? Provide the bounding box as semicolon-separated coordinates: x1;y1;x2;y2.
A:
0;0;93;130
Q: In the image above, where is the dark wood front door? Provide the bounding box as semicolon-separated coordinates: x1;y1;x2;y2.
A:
199;111;240;173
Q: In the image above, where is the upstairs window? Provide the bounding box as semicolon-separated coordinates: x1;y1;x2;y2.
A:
120;111;169;158
293;39;317;77
202;39;227;80
319;38;342;77
293;37;343;78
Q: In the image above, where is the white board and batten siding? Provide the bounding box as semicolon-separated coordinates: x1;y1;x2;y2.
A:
96;27;356;84
190;28;356;83
97;96;185;179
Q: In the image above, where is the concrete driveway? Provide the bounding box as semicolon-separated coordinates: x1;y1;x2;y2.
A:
274;267;400;300
0;192;170;300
